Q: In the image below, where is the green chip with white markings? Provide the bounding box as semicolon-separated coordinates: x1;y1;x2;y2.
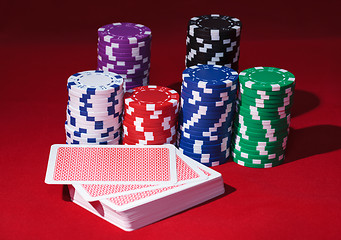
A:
239;67;295;91
232;153;284;168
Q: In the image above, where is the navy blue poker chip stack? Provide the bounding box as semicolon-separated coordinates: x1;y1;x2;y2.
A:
186;14;242;72
97;23;151;91
177;65;239;167
65;70;124;145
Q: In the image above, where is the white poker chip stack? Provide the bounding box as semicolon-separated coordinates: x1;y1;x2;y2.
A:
65;70;124;145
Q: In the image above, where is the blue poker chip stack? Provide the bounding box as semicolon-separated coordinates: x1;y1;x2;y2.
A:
177;65;239;166
97;23;151;91
65;70;124;145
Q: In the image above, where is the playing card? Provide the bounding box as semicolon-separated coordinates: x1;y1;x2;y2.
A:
97;149;222;212
73;149;208;201
45;144;177;185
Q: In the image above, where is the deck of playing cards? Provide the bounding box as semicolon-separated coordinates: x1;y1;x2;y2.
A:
45;144;225;231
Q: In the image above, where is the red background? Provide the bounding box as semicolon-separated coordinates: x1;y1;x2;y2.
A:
1;0;341;239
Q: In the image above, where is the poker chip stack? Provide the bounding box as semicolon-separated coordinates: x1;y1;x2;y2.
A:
122;85;180;145
177;65;239;167
65;70;124;145
97;22;151;90
231;67;295;168
186;14;242;71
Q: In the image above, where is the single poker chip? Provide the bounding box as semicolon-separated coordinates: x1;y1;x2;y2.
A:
236;114;291;127
179;115;234;130
179;112;234;128
178;129;231;142
231;143;286;159
239;67;295;91
97;59;150;71
186;34;241;45
97;49;150;62
236;108;289;121
179;145;230;159
231;145;286;160
123;134;177;145
67;70;123;95
66;130;120;143
182;65;238;88
186;48;239;60
179;137;229;150
66;135;121;145
233;125;289;139
66;126;121;139
232;132;289;146
232;154;284;168
125;85;179;111
237;98;293;109
97;55;150;66
123;117;178;129
98;22;151;44
239;84;295;97
97;41;151;53
180;109;235;122
181;94;235;107
68;87;124;100
179;126;225;137
97;38;150;48
67;103;123;115
180;121;231;134
231;139;287;153
123;129;176;141
186;45;239;57
235;130;289;142
239;92;295;104
98;62;150;75
179;148;229;164
125;104;179;117
65;122;117;136
232;135;288;148
67;104;122;118
123;120;177;133
177;132;230;145
66;117;122;131
68;90;124;103
66;110;122;123
188;14;242;36
233;121;289;135
236;102;292;116
186;36;241;50
181;83;237;98
123;132;177;144
182;81;237;96
234;115;290;128
181;87;236;102
97;52;150;62
97;47;151;58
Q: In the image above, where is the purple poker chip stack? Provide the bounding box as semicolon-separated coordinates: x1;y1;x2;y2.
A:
97;23;152;90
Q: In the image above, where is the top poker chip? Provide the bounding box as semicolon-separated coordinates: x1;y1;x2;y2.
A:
67;70;124;95
98;23;152;44
124;85;179;111
182;65;239;89
239;67;295;91
188;14;242;37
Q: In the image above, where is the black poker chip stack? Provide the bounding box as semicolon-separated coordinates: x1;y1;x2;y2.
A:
185;14;242;72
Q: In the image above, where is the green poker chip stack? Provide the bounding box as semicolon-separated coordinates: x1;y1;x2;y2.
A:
231;67;295;168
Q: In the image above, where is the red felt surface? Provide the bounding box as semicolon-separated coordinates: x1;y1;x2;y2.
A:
1;0;341;239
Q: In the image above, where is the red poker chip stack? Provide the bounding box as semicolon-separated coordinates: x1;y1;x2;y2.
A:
123;85;180;145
